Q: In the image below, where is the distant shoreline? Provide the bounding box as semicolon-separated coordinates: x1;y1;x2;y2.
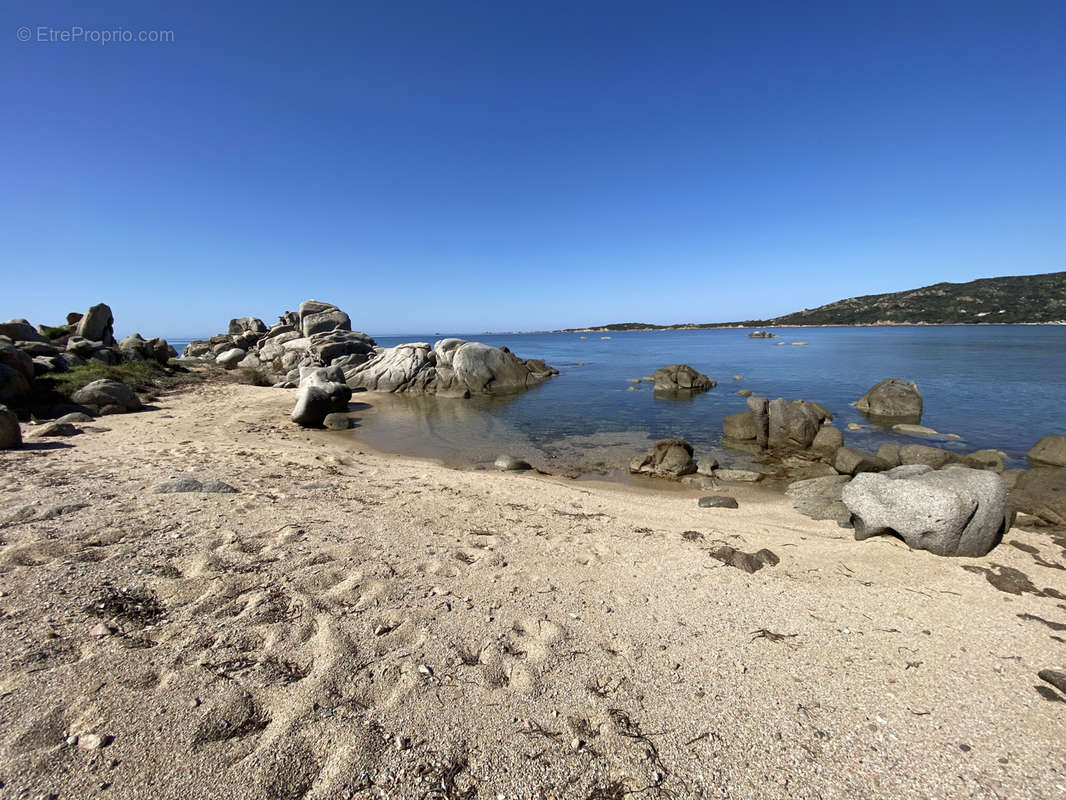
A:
556;321;1066;333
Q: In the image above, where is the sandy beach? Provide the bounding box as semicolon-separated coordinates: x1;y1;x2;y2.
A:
1;379;1064;799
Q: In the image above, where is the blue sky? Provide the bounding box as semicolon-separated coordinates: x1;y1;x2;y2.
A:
3;1;1064;337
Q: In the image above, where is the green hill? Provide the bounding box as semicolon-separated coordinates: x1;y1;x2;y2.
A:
567;271;1066;330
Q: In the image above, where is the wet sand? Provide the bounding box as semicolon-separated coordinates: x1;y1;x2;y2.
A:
0;380;1064;799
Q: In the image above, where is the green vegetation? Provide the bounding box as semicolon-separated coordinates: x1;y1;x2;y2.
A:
38;324;72;341
34;360;202;404
569;271;1066;330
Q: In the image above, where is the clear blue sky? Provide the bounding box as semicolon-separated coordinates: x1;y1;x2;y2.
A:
3;1;1064;337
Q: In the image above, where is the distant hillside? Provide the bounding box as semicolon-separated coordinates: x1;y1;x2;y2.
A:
565;271;1066;330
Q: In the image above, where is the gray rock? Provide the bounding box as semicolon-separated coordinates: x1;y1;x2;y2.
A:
737;389;753;397
182;340;213;358
299;300;351;338
322;413;352;431
227;317;267;336
899;444;958;469
856;378;922;421
154;476;203;493
70;380;142;414
308;330;376;365
65;335;96;356
786;475;853;525
629;438;697;478
876;443;902;467
344;339;557;397
891;423;941;438
680;474;717;489
651;364;715;393
291;384;335;428
0;319;46;343
28;422;79;438
767;398;828;449
495;455;532;471
1028;435;1066;469
1011;468;1066;526
964;449;1007;473
810;425;843;455
722;411;757;441
215;348;246;370
697;458;719;475
698;495;738;509
833;447;890;476
746;396;770;447
0;405;21;449
842;465;1013;557
200;479;238;493
75;304;115;347
715;469;763;482
56;412;93;424
0;352;32;405
16;341;60;357
747;331;776;338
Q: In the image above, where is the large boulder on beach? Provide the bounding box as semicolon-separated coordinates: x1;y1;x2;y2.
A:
1028;435;1066;469
290;366;352;427
652;364;715;393
344;339;557;398
0;405;21;449
787;474;852;525
841;465;1012;557
811;425;843;456
629;438;697;478
308;330;376;365
1011;468;1066;526
70;379;142;414
0;347;33;406
856;378;922;421
75;303;116;347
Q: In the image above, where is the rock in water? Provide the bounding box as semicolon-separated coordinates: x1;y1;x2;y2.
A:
841;465;1013;557
0;405;21;449
70;379;142;414
651;364;715;393
855;378;923;421
495;455;532;471
722;411;758;441
629;439;697;478
322;413;352;430
1028;435;1066;469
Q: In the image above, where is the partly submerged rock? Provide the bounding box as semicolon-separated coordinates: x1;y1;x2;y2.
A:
651;364;715;393
1011;468;1066;526
856;378;923;422
494;455;533;471
1029;435;1066;469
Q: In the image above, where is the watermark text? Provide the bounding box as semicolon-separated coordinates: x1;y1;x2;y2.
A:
17;26;175;45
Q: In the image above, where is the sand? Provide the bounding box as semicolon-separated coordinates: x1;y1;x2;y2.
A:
0;380;1064;799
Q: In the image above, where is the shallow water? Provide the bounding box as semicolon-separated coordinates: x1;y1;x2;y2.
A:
354;325;1066;474
176;326;1066;475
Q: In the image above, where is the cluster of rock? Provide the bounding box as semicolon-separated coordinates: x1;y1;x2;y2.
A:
185;300;559;403
344;339;558;398
183;300;377;384
651;364;715;393
723;395;836;451
0;302;177;415
747;331;776;338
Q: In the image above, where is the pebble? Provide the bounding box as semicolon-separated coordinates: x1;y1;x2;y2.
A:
77;733;113;750
395;735;411;751
90;622;116;637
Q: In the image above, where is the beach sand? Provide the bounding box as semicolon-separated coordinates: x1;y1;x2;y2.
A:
0;380;1063;799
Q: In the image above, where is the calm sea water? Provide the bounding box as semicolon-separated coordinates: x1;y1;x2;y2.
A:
175;327;1066;474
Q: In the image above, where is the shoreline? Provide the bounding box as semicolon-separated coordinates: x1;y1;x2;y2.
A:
1;380;1064;798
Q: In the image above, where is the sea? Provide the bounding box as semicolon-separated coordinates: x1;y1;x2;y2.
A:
171;326;1066;476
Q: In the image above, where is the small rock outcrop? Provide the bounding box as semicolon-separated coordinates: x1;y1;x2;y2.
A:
629;438;697;478
70;379;142;415
651;364;715;393
841;465;1013;557
495;455;532;471
75;304;116;347
747;331;776;338
855;378;923;421
833;447;889;475
1028;435;1066;469
722;394;832;451
344;339;557;398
